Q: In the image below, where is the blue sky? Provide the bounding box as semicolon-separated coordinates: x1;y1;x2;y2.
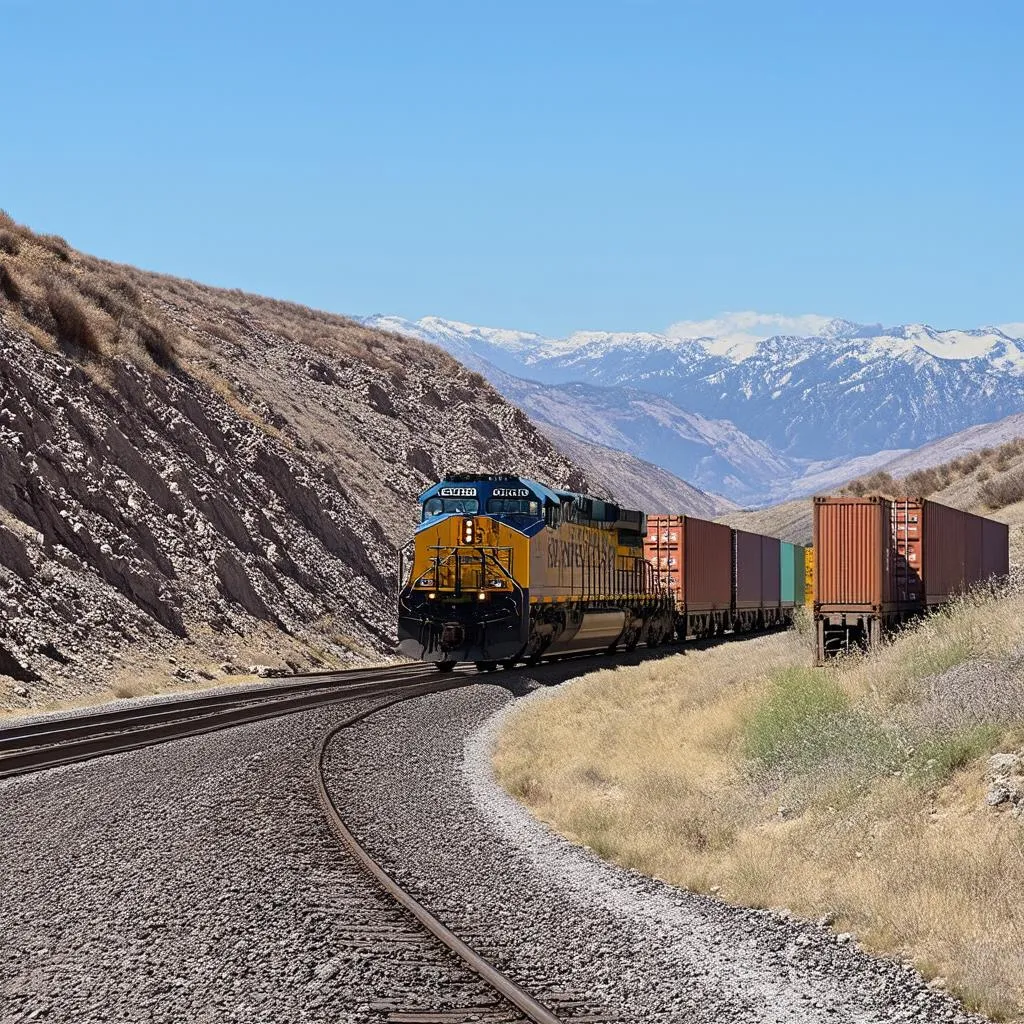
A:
2;1;1021;336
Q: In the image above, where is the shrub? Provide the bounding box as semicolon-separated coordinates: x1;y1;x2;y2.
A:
743;667;851;771
903;467;942;497
0;231;21;256
202;321;238;343
907;725;1002;786
0;264;23;304
45;281;100;355
77;277;130;322
980;469;1024;509
130;315;177;367
40;234;71;261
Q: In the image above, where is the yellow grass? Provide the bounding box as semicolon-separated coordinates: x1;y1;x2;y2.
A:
495;593;1024;1020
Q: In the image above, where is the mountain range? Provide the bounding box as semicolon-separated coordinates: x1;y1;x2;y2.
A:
363;313;1024;505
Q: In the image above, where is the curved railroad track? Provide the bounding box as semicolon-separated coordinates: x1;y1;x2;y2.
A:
0;661;470;779
314;691;624;1024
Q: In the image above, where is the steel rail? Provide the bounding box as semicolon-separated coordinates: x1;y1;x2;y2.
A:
313;697;566;1024
0;670;461;780
0;662;435;750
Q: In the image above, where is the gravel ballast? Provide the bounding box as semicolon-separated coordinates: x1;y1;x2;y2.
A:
0;698;532;1023
327;677;987;1024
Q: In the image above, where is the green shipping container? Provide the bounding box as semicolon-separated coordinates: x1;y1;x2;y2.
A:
794;545;806;606
780;542;805;607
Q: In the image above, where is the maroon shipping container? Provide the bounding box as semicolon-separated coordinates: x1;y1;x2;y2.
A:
644;514;731;612
920;500;1009;606
733;530;764;610
983;517;1011;581
761;535;781;609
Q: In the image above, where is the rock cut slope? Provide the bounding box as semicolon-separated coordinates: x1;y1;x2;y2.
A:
0;214;585;711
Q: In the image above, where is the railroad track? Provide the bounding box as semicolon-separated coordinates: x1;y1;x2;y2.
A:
0;661;472;780
314;693;622;1024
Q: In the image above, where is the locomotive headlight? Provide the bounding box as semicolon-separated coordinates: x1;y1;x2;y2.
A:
477;592;487;601
427;592;437;600
461;517;475;544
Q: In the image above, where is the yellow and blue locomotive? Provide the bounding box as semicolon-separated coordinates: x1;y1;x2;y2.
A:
398;474;674;671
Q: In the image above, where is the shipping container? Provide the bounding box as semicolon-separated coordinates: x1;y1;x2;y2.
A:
780;541;797;606
781;543;806;608
983;517;1010;581
814;495;1009;663
804;546;814;604
795;545;807;606
814;496;897;612
762;534;781;609
644;515;731;612
919;500;1008;606
733;529;764;610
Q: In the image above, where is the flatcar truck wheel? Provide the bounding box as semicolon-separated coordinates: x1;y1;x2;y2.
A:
436;661;457;673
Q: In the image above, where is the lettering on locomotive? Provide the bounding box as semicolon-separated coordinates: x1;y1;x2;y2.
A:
546;525;614;570
492;487;531;498
438;486;478;497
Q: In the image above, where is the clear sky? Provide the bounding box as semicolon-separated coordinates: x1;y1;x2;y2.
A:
2;0;1021;336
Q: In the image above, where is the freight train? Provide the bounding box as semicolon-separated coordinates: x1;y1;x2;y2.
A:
397;475;807;670
812;495;1009;663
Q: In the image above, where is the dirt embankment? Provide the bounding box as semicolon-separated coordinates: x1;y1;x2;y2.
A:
0;214;585;712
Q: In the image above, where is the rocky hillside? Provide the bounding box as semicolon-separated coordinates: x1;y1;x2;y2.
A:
0;214;585;712
540;425;734;518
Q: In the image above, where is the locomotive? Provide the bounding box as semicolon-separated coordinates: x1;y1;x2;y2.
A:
397;473;808;671
397;474;674;670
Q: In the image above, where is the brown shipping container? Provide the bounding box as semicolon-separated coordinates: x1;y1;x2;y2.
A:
921;500;1009;606
816;496;1009;614
733;529;764;609
761;535;781;608
983;517;1010;580
814;496;895;611
644;514;731;612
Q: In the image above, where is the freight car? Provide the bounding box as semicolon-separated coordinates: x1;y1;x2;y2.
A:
398;475;806;669
813;496;1009;663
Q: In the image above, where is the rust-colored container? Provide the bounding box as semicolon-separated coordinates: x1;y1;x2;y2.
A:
761;535;781;609
813;496;897;612
644;514;731;612
733;529;765;610
816;495;1010;614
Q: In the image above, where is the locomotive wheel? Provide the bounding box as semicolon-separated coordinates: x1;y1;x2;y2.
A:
435;661;457;673
525;654;543;666
475;660;498;673
501;658;519;670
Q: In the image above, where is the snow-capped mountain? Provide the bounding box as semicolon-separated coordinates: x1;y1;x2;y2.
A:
363;313;1024;504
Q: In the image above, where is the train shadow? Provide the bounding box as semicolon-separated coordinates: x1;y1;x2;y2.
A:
475;627;787;700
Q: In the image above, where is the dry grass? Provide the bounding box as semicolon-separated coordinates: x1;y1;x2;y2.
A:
0;209;179;373
495;590;1024;1019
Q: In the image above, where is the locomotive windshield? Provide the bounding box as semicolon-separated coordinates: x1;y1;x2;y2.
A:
423;497;479;519
487;498;540;516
